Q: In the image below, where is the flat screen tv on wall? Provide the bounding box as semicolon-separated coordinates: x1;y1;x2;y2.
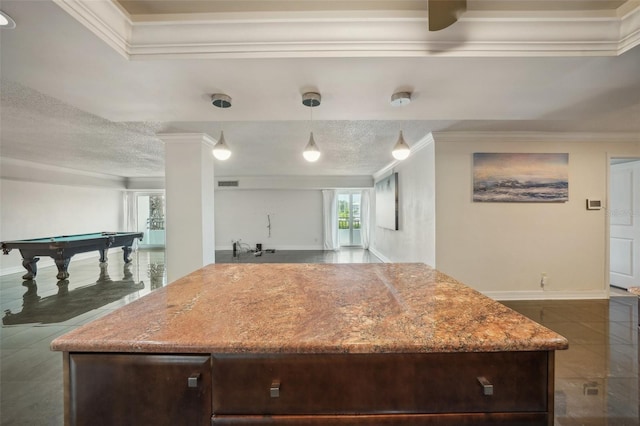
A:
375;172;399;230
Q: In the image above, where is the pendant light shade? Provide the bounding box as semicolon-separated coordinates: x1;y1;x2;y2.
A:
303;132;321;162
212;131;232;161
0;11;16;29
391;131;411;161
302;92;321;163
211;93;232;160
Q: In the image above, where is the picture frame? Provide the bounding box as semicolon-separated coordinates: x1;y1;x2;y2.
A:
473;153;569;203
375;172;399;230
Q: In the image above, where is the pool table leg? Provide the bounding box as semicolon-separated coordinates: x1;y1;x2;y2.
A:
21;257;39;280
99;249;108;263
122;246;133;263
55;257;71;280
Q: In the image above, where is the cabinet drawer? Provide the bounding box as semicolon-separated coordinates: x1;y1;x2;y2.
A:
69;353;212;426
212;351;549;415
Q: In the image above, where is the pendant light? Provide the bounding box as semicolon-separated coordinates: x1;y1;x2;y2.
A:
390;92;412;161
211;94;232;161
212;130;232;161
0;11;16;29
392;131;411;160
302;92;321;162
303;132;321;162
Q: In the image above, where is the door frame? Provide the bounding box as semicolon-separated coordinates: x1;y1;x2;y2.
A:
131;190;166;249
606;154;640;293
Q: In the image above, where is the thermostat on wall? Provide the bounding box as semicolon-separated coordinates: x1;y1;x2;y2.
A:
586;199;602;210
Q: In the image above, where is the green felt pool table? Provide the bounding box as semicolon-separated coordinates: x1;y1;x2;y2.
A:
1;232;143;280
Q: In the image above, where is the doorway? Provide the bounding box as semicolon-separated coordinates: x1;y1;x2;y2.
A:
609;158;640;289
136;193;166;248
338;192;362;247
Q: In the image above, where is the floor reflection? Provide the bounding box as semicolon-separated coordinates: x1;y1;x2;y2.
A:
214;248;382;264
503;297;639;426
147;262;165;290
3;264;144;325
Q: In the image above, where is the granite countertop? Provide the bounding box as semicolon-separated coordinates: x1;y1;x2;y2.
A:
51;263;568;354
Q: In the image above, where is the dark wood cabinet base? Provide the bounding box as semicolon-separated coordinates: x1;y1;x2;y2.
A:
64;351;554;426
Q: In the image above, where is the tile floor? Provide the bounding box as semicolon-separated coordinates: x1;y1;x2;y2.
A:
0;249;638;425
502;297;639;426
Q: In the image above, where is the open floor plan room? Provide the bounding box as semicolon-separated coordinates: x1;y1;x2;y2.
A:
0;251;638;425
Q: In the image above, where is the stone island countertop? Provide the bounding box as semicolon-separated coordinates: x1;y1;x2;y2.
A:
50;263;568;354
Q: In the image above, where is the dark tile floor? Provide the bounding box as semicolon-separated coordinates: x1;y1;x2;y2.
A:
214;248;382;264
502;296;640;426
0;249;167;425
0;249;638;425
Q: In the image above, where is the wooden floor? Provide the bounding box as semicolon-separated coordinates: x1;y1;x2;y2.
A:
0;249;638;425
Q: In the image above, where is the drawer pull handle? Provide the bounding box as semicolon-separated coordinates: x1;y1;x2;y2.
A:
270;380;280;398
187;373;200;388
477;376;493;396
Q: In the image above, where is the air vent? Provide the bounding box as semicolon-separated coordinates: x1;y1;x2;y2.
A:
218;180;239;187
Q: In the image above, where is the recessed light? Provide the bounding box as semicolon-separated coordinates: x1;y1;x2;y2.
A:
0;11;16;29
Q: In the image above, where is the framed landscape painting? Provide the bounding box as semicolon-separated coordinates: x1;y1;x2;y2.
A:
473;153;569;202
375;172;399;230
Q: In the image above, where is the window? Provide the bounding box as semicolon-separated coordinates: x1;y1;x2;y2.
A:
337;192;362;247
136;193;166;248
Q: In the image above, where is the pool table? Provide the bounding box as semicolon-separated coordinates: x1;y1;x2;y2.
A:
1;232;143;280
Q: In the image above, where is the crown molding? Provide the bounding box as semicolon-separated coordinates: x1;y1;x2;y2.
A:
0;157;126;188
432;131;640;144
53;1;640;59
373;132;435;180
619;0;640;53
52;0;132;59
157;133;217;148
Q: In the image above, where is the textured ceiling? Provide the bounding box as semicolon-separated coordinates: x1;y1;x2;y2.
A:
0;82;165;178
0;0;639;179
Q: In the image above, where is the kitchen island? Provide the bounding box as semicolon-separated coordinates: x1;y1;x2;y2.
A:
51;263;568;426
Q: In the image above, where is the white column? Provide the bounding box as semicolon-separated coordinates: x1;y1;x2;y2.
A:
158;133;216;283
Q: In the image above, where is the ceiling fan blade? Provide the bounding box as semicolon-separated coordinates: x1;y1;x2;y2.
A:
428;0;467;31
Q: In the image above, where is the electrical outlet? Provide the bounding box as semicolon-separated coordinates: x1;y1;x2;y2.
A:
540;273;548;288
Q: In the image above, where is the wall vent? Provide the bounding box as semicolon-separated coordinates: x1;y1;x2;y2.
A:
218;180;239;187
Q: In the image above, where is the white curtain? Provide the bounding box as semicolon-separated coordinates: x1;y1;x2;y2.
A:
360;189;371;249
124;192;137;232
322;189;339;251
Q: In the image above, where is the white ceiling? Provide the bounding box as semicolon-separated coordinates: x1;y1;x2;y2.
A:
0;0;639;179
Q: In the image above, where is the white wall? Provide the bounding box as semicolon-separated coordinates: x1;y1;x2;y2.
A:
214;190;323;251
0;178;125;275
161;133;216;283
370;140;436;266
434;133;640;299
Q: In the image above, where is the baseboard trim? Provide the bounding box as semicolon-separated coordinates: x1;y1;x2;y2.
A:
368;247;392;263
482;290;609;301
215;245;325;251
